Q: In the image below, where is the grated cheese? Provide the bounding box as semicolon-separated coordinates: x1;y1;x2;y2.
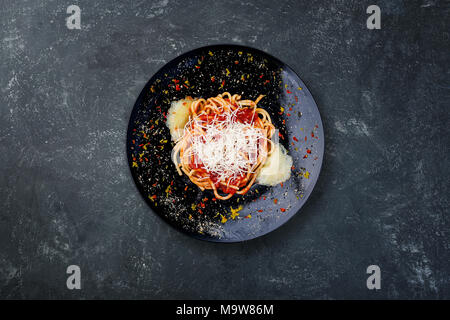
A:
184;106;266;182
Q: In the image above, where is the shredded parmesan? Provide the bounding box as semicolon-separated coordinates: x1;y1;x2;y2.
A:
183;106;266;182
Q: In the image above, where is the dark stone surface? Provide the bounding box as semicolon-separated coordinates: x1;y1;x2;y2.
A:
0;0;448;299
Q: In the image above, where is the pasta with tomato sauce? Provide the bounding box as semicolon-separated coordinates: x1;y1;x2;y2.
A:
167;92;292;200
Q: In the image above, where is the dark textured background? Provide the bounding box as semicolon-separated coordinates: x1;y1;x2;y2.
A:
1;0;449;299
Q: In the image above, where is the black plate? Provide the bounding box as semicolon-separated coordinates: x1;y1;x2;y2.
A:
127;44;324;242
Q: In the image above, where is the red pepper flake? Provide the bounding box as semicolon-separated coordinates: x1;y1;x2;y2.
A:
282;119;286;125
287;113;291;117
315;124;319;128
289;107;293;111
303;154;308;159
263;196;266;200
291;165;295;170
274;199;278;204
293;136;299;142
258;209;263;213
306;149;311;154
280;208;286;212
259;74;264;78
286;89;292;94
295;96;298;103
264;79;270;85
175;84;180;91
150;195;157;200
280;182;284;188
211;76;215;82
200;202;205;208
311;131;315;138
278;132;284;140
234;60;239;64
184;186;188;191
145;157;149;162
212;198;217;201
138;144;144;147
195;65;200;69
221;80;225;88
305;136;307;142
198;208;203;214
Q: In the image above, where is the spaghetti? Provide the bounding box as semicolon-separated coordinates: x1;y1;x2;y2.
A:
171;92;275;200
